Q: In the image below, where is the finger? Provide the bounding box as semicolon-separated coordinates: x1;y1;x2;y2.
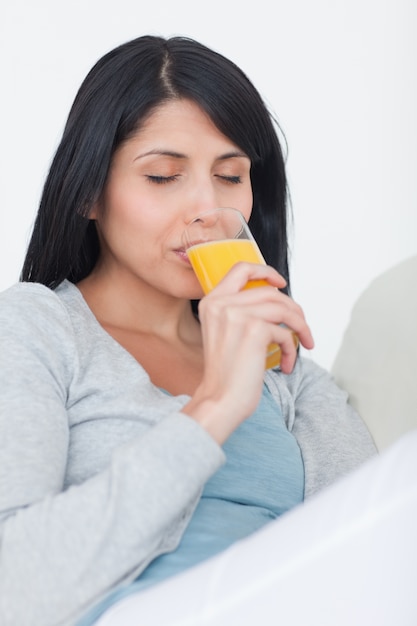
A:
201;291;315;351
212;262;287;294
269;324;301;373
199;298;310;377
247;290;315;350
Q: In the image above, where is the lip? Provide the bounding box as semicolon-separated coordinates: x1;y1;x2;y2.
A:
173;248;191;264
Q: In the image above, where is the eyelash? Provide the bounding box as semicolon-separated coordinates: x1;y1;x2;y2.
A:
216;175;242;185
146;174;243;185
146;175;179;185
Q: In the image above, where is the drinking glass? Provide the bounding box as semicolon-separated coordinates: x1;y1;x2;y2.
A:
182;207;298;369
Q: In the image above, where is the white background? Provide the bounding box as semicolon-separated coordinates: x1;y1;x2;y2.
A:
1;0;416;370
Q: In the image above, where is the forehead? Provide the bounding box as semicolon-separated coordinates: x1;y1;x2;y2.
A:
115;98;250;165
143;98;212;124
134;98;229;144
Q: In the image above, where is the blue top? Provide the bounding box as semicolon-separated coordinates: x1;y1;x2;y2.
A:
78;384;304;625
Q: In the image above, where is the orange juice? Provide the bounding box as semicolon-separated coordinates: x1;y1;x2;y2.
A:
187;238;286;368
186;239;266;294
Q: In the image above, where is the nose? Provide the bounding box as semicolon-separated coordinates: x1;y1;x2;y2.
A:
183;180;222;225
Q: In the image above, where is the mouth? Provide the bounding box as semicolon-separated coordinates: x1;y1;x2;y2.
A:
173;248;191;264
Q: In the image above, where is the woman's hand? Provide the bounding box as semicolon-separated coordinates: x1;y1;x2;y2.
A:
182;262;314;444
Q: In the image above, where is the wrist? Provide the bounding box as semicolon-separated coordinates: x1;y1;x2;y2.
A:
181;394;238;445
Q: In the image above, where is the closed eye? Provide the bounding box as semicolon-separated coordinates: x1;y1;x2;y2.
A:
216;175;242;184
146;175;179;185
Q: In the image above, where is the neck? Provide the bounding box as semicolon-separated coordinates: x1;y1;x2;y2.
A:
77;270;200;345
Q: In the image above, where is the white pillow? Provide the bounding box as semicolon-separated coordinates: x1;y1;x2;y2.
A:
332;255;417;450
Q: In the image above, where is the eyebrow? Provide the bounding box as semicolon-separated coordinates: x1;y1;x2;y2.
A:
134;149;249;161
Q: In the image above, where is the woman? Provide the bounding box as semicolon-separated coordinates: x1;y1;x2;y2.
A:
0;35;382;626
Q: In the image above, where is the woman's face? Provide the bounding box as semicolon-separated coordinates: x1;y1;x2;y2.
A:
91;98;253;299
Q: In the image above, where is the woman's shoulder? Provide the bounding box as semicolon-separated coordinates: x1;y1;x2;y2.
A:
1;280;62;315
0;280;72;325
1;280;54;299
0;281;81;384
0;281;83;354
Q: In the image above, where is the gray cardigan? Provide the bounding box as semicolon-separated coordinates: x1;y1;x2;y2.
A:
0;281;376;626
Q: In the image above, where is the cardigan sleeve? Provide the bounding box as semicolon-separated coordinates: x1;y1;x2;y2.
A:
0;284;225;626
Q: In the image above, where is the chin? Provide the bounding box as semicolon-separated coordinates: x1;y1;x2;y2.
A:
176;275;204;300
164;283;203;301
181;288;204;301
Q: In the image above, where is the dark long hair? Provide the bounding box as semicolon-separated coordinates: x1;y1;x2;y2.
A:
21;35;291;294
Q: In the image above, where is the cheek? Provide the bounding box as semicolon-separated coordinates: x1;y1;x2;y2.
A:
99;186;150;234
99;202;169;260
